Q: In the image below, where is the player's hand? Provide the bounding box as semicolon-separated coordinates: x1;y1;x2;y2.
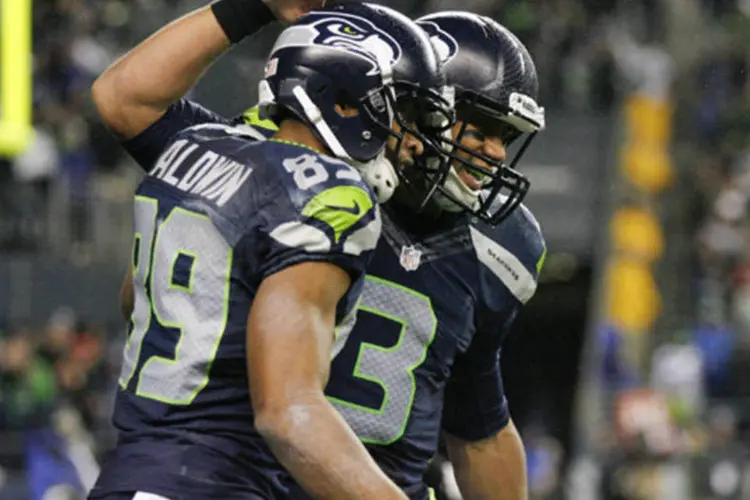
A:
262;0;327;24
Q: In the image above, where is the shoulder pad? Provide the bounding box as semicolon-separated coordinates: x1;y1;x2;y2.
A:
231;105;278;141
470;202;546;305
259;142;381;257
173;122;266;149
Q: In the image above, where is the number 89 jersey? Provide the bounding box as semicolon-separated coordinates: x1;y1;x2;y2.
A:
91;123;381;499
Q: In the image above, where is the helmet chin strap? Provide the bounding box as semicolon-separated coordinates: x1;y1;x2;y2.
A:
433;166;481;212
292;85;399;204
259;47;401;204
292;85;352;160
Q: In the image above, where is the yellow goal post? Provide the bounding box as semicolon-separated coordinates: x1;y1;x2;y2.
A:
0;0;33;157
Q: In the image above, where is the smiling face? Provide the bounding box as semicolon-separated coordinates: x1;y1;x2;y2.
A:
449;121;504;191
448;105;525;192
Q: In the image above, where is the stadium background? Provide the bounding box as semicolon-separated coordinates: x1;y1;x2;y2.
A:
1;0;749;498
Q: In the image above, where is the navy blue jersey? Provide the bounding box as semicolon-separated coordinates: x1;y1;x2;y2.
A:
325;198;546;499
121;99;277;170
215;112;546;497
91;110;380;499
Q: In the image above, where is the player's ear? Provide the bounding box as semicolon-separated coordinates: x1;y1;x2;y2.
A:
334;90;359;118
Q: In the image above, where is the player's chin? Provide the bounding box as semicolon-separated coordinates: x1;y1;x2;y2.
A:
398;153;415;170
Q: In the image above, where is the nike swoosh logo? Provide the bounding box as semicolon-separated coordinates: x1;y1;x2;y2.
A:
325;201;361;216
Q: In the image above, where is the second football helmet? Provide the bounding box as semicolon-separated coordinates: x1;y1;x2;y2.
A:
416;12;546;224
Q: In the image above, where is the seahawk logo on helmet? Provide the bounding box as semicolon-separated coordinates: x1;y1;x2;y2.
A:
271;13;402;77
419;21;458;66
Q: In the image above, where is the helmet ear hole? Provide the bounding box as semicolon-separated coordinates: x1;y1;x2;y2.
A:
334;90;360;118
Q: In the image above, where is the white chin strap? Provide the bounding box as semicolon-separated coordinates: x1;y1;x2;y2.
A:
433;166;482;212
292;85;352;160
292;84;398;203
291;46;400;204
261;82;399;204
257;45;400;204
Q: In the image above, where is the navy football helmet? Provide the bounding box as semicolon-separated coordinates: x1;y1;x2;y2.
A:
415;12;546;224
258;2;454;203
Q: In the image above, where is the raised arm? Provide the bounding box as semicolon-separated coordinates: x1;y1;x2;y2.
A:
91;0;325;140
91;2;267;139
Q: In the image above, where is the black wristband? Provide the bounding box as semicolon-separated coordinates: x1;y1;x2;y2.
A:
211;0;276;44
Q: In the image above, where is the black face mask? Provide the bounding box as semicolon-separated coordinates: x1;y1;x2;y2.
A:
366;81;455;176
403;101;536;225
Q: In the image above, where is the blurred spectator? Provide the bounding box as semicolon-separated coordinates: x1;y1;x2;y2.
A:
685;8;750;450
38;308;77;368
692;321;737;399
691;406;748;499
525;423;564;499
57;323;108;434
731;256;750;337
12;123;60;250
0;328;87;500
0;309;108;499
0;330;56;431
0;0;625;260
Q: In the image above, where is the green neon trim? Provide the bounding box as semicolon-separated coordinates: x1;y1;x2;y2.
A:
536;246;547;275
119;195;158;390
301;185;373;243
136;208;232;405
328;275;437;445
241;105;279;132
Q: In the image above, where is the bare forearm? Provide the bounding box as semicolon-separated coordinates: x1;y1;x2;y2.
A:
445;421;528;500
258;396;407;500
248;263;402;498
91;7;231;138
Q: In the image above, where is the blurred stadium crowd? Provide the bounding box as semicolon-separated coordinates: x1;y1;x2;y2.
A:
0;308;117;499
0;0;626;253
5;0;750;499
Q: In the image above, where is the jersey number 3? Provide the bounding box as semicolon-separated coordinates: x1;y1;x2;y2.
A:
328;277;437;445
118;196;232;405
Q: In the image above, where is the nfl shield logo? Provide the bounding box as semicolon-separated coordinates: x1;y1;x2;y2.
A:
399;245;422;271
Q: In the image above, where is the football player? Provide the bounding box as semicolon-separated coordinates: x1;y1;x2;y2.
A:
90;1;546;499
87;1;453;500
249;12;547;500
241;13;546;500
323;13;547;500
